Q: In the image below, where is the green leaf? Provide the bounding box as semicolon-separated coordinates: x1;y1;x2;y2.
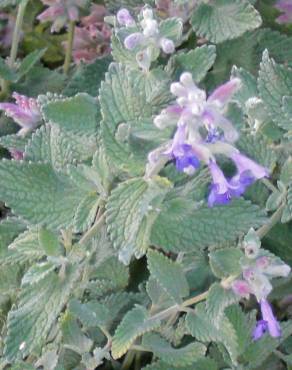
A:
4;265;80;361
174;45;217;83
258;50;292;131
191;0;261;44
73;192;100;233
100;121;144;176
2;229;44;266
231;66;258;111
206;283;239;328
280;157;292;185
12;66;66;97
151;198;266;253
142;358;218;370
142;333;206;366
60;311;93;354
111;305;161;359
68;299;110;329
225;305;251;356
24;124;97;169
186;303;239;365
63;57;111;97
209;248;244;279
100;63;170;131
21;261;58;285
159;18;183;43
89;255;129;296
38;228;61;257
0;133;29;152
282;183;292;223
147;250;189;303
106;177;171;263
41;93;99;136
0;160;88;230
236;132;276;170
0;57;17;81
0;217;26;254
16;49;46;82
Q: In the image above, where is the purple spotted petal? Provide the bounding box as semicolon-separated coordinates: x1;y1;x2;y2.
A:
253;320;268;341
260;299;281;338
175;144;200;174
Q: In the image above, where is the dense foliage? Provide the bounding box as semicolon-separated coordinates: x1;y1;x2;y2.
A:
0;0;292;369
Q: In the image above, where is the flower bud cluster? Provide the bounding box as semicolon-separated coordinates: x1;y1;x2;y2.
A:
116;7;181;70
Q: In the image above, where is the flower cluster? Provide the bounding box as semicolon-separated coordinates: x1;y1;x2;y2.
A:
64;4;111;64
37;0;87;33
232;229;291;340
116;7;182;70
147;72;269;206
275;0;292;24
0;92;41;136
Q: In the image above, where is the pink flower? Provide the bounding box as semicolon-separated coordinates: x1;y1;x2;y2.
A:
275;0;292;24
0;12;22;49
0;92;41;136
64;4;111;64
37;0;87;33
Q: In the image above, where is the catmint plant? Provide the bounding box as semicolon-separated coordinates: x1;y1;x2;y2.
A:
0;1;291;369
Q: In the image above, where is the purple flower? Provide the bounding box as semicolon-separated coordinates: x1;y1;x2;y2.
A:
0;92;41;136
208;160;245;206
275;0;292;24
252;320;268;341
165;124;200;174
253;299;281;340
117;8;135;27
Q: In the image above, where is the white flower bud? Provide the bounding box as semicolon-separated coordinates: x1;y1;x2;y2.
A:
180;72;194;87
142;8;153;20
160;38;175;54
170;82;186;97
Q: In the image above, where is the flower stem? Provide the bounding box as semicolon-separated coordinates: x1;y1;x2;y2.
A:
79;213;105;245
262;178;278;193
256;203;285;239
63;21;75;75
0;0;28;97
